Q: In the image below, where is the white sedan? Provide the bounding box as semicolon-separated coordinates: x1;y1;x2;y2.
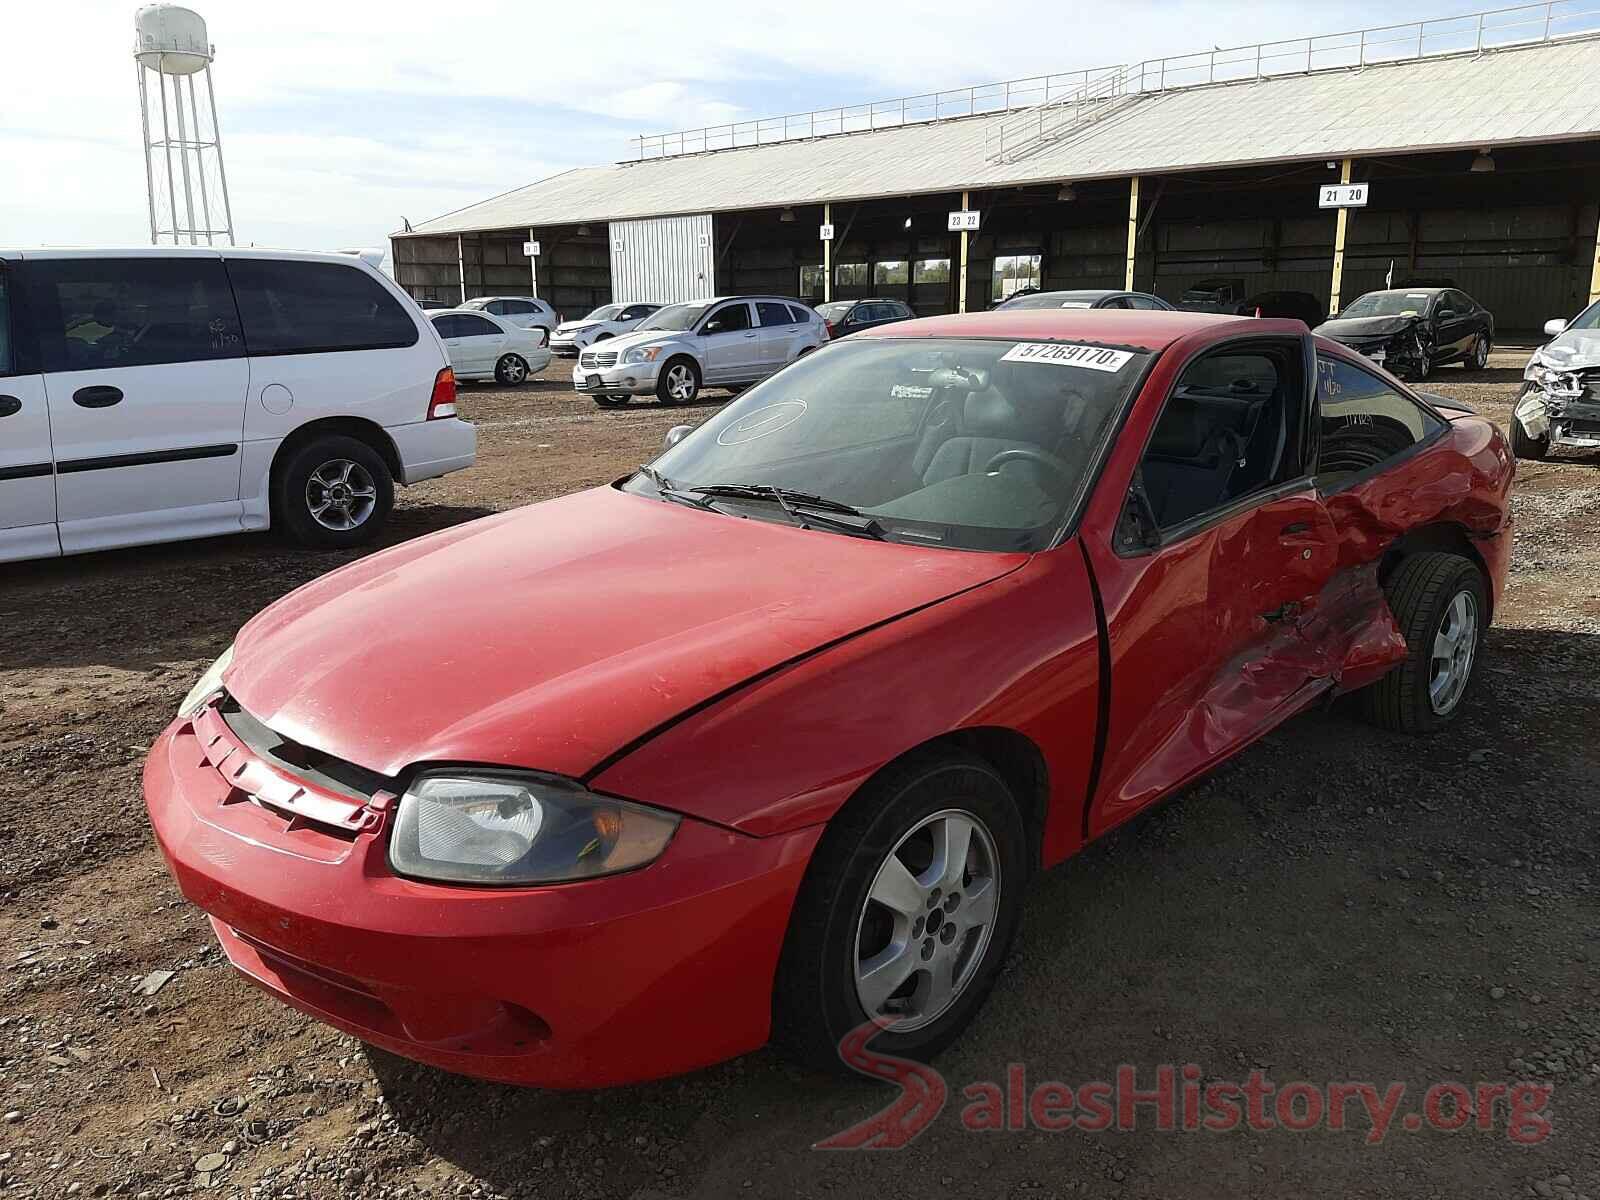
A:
550;302;661;357
429;309;552;385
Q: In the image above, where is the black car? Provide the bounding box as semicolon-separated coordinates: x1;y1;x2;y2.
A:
1315;287;1494;380
1176;277;1248;312
1241;290;1326;326
995;288;1175;312
816;298;915;337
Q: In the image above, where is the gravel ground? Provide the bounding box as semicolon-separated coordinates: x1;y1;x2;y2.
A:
2;350;1598;1199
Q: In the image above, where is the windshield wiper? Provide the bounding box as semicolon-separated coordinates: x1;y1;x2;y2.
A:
637;464;713;510
688;484;887;539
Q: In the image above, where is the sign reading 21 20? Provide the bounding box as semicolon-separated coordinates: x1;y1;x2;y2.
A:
1318;183;1370;209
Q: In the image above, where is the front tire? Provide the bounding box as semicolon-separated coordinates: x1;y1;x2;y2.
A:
272;435;394;550
1359;553;1487;733
495;354;530;385
772;748;1029;1075
657;357;700;405
1509;385;1550;461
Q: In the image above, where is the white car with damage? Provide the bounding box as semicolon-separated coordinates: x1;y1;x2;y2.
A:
549;303;660;358
1513;301;1600;460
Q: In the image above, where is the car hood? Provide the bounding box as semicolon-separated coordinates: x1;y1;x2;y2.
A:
1537;329;1600;370
587;329;684;355
223;487;1026;782
1316;315;1419;340
554;320;601;335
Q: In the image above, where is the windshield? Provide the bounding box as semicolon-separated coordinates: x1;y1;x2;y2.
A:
1563;299;1600;332
633;336;1151;552
1339;291;1433;319
1001;291;1102;311
817;302;853;320
635;302;710;333
583;304;622;321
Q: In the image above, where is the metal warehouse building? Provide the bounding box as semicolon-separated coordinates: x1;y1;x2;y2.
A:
392;4;1600;331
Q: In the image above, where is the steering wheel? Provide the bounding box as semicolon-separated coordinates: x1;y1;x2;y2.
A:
982;447;1072;489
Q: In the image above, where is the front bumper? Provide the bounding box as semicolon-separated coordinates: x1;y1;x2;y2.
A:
572;359;663;396
550;337;583;358
1516;383;1600;449
143;711;820;1088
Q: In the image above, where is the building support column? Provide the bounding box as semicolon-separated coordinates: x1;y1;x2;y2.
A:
528;227;539;298
1329;158;1353;314
1124;176;1140;290
1590;214;1600;304
823;203;832;303
958;190;970;313
457;235;466;304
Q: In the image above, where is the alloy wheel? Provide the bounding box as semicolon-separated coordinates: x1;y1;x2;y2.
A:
1428;589;1478;715
500;355;527;383
1472;336;1489;369
306;459;378;532
853;809;1001;1032
665;364;696;402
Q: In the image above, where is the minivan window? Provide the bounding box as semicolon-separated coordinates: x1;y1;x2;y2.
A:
0;272;12;375
227;259;418;356
27;257;244;373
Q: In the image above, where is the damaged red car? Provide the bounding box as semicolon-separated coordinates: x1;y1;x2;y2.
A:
144;310;1513;1088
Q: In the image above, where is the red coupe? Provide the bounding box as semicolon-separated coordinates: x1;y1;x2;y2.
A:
145;310;1513;1088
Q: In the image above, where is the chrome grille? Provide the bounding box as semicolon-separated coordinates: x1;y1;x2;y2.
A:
580;350;618;369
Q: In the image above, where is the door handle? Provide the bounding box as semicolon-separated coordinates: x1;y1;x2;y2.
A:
73;385;123;409
0;395;20;418
1280;521;1312;536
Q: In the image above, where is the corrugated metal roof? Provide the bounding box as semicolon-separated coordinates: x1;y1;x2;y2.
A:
404;38;1600;237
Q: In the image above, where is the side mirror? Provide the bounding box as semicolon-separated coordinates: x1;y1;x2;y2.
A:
1116;481;1161;553
1544;317;1569;337
663;425;693;450
1436;308;1456;320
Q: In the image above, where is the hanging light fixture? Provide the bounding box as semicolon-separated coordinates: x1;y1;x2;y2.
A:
1469;148;1495;173
576;224;591;236
903;216;913;230
1057;183;1077;202
779;207;795;223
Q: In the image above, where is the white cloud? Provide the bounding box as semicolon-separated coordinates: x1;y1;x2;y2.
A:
2;0;1467;251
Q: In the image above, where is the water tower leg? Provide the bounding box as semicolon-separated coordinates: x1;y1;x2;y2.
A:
204;69;235;246
156;71;180;245
170;59;199;245
185;75;214;245
136;65;158;245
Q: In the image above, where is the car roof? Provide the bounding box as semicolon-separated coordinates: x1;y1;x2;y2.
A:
0;245;385;265
1359;287;1446;297
859;308;1255;351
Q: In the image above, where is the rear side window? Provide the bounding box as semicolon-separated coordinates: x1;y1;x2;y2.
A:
503;300;537;314
456;314;500;337
28;257;243;372
786;304;812;324
0;271;13;375
430;314;462;339
757;301;794;327
1315;355;1444;485
227;259;418;356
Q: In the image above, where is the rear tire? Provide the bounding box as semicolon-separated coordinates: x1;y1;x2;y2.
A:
1509;385;1550;461
272;435;394;550
593;394;628;408
772;747;1029;1075
495;354;529;385
1466;333;1490;371
1359;553;1487;733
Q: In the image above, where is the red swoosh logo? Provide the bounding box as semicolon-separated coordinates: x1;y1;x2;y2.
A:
813;1020;947;1149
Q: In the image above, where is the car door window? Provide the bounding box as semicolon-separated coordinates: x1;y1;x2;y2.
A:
757;301;794;328
27;257;243;372
1136;342;1305;533
227;259;418;355
1314;355;1445;487
456;314;501;337
1127;295;1164;310
1098;296;1132;310
622;305;654;321
702;303;752;335
0;271;13;376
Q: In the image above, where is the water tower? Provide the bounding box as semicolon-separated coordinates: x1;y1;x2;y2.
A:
134;4;234;245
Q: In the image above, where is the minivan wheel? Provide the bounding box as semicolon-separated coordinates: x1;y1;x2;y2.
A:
1359;553;1487;733
772;747;1028;1075
657;358;700;405
495;354;530;385
273;435;394;549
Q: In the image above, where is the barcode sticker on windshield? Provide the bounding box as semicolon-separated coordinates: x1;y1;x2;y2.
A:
1001;342;1133;372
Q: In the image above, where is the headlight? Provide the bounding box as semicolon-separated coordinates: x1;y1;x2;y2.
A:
178;643;233;718
388;771;680;885
623;345;664;365
1524;356;1580;392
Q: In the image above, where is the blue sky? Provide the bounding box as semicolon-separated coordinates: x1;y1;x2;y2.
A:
5;1;1477;256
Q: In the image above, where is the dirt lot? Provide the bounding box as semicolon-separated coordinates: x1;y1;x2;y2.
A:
2;349;1599;1200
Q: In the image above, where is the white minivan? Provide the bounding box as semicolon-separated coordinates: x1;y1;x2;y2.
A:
0;247;476;563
